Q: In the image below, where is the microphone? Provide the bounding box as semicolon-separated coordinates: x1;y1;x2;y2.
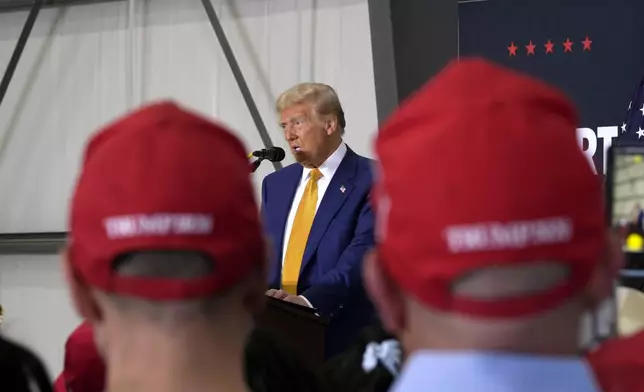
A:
251;147;286;162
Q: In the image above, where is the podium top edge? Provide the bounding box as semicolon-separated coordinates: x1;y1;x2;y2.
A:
265;297;330;325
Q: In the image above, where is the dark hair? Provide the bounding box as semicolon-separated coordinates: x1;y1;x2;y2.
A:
319;325;401;392
0;336;53;392
244;328;319;392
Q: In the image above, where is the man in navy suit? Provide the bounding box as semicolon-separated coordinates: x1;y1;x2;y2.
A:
262;82;375;357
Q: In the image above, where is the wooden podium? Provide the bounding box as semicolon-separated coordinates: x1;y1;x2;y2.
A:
254;297;329;369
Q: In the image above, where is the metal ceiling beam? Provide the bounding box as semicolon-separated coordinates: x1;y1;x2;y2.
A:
0;232;66;254
0;0;124;14
200;0;282;171
0;0;43;109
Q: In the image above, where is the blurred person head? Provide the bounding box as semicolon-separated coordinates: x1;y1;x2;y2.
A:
244;328;319;392
615;286;644;337
276;83;346;168
63;102;266;392
54;321;105;392
0;336;52;392
319;324;401;392
364;58;622;357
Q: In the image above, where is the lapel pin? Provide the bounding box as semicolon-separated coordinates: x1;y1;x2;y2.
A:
340;185;346;193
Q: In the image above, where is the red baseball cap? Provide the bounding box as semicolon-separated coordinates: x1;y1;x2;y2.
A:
59;322;105;392
372;58;605;317
69;101;264;300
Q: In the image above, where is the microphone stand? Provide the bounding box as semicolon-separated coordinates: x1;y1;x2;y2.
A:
250;158;264;173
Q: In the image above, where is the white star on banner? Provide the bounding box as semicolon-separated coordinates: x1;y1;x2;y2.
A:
637;128;644;139
640;104;644;115
622;122;627;132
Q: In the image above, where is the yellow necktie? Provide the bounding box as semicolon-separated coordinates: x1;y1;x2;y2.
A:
282;168;322;295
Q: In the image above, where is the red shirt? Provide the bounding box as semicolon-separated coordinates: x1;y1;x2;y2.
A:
588;332;644;392
53;375;66;392
53;322;105;392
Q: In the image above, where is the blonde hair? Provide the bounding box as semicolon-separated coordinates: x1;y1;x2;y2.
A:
276;83;346;132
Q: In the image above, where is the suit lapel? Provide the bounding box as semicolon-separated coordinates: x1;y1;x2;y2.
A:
300;149;358;272
274;166;302;264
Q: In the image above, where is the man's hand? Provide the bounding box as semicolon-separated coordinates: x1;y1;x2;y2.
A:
265;289;289;300
265;290;312;308
283;295;311;307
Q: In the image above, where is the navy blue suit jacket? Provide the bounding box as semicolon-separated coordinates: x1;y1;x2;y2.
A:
261;146;376;356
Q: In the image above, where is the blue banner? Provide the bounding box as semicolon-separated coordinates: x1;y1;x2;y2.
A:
459;0;644;174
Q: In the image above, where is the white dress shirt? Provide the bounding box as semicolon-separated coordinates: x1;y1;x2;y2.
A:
391;351;600;392
281;142;347;306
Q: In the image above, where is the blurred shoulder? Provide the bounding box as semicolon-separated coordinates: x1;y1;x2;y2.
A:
588;331;644;367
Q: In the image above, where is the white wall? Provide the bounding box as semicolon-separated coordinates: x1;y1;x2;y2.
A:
0;0;377;375
0;254;79;377
0;0;377;234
